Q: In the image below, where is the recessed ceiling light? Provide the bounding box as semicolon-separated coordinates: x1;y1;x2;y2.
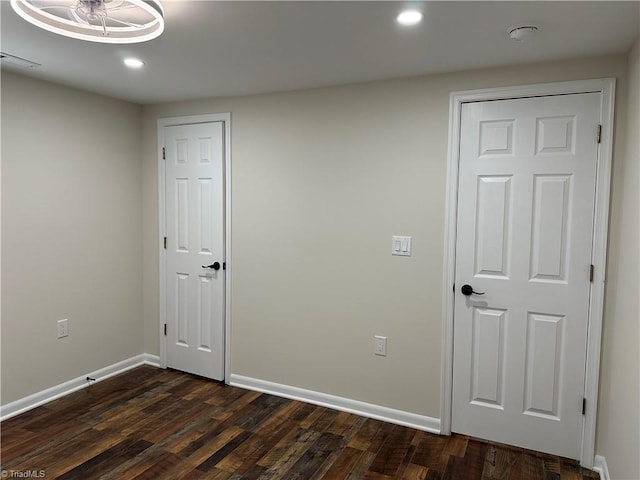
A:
397;10;423;26
124;57;145;69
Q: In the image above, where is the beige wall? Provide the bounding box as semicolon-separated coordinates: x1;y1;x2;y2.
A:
596;37;640;480
1;72;143;403
141;54;629;420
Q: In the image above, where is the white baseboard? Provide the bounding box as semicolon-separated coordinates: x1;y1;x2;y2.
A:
229;374;441;434
593;455;610;480
0;353;161;422
141;353;161;367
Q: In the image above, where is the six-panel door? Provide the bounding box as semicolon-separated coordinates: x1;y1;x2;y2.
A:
164;122;225;380
452;93;600;459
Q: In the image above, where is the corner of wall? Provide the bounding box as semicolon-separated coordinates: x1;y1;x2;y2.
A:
2;72;146;404
594;33;640;480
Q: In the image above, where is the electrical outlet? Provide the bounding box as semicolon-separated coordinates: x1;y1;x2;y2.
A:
374;335;387;356
57;319;69;339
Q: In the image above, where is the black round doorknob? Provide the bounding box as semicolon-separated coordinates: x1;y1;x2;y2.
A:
202;262;221;271
461;284;484;296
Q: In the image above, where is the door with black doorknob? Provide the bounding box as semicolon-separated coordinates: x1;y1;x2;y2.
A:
164;121;225;381
452;93;600;459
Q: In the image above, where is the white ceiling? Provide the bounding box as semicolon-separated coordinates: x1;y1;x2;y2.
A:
1;1;638;104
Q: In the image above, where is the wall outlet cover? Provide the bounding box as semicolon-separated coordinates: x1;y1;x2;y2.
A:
57;319;69;339
374;335;387;356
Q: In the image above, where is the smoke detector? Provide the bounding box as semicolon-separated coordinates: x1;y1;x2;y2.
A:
509;25;539;42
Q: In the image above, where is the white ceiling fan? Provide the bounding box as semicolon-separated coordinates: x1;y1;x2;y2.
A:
10;0;164;44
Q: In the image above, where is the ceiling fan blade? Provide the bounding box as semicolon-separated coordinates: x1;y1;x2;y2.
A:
105;17;144;28
39;5;70;11
108;3;138;10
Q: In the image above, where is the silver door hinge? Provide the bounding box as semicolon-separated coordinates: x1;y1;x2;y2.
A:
596;125;602;144
164;237;167;249
589;264;594;282
162;147;166;159
164;324;167;336
582;397;586;415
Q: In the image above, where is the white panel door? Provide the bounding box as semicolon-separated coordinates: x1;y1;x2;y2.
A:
452;93;600;459
164;122;224;380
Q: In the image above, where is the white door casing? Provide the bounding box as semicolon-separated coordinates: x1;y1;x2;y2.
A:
442;79;616;468
162;120;226;380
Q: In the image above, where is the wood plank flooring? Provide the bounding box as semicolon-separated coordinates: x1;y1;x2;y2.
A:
1;366;599;479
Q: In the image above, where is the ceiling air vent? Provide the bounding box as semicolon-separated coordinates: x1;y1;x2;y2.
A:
0;52;40;69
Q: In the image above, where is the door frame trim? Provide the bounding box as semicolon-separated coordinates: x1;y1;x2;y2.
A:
157;113;232;383
440;79;615;468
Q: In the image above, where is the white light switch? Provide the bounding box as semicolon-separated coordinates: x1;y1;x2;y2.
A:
392;236;411;256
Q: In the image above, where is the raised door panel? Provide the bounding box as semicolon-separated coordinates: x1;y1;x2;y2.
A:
175;178;190;253
176;138;189;164
198;275;213;352
198;137;212;164
470;308;507;409
479;120;515;156
535;116;576;155
524;313;565;420
530;175;571;283
198;178;213;254
474;176;512;279
175;273;189;347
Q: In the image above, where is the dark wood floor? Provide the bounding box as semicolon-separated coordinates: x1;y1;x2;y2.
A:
1;366;599;479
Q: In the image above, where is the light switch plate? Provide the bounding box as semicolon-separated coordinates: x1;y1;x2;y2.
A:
392;236;411;256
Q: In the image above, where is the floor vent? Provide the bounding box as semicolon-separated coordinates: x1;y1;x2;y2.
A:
0;51;40;68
